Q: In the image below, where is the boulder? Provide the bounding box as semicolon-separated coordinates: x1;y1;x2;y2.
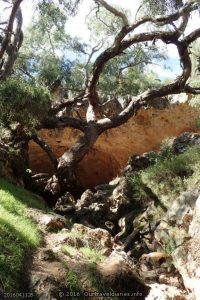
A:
29;261;67;300
74;190;115;231
27;209;67;232
71;224;113;253
154;190;200;249
54;192;76;214
172;132;200;154
97;250;150;297
110;177;134;217
149;189;200;299
75;189;95;209
124;152;156;173
166;189;199;225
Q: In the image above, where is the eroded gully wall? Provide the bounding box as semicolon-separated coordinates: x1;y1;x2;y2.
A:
29;102;200;188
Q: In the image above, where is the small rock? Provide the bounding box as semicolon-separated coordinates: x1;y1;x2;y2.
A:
173;132;200;154
140;252;168;267
54;192;75;214
72;223;113;253
76;189;95;209
46;218;66;231
38;249;55;261
158;274;182;288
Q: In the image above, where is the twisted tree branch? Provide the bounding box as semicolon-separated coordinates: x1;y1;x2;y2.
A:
94;0;129;26
32;134;58;168
85;0;198;118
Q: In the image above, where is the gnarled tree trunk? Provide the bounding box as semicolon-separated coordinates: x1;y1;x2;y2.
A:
45;122;101;199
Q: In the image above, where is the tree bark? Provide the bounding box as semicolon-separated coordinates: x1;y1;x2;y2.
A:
32;134;58;169
45;122;101;198
0;1;23;80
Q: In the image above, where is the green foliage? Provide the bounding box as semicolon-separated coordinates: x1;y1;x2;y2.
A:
165;235;177;255
62;243;105;263
141;0;183;16
141;145;200;207
16;0;166;99
16;0;85;87
86;5;127;42
79;247;105;263
98;46;163;98
127;173;151;203
158;138;174;161
64;245;106;298
37;1;67;33
66;269;82;295
62;245;78;256
125;144;200;225
0;77;50;129
37;55;72;85
0;179;47;292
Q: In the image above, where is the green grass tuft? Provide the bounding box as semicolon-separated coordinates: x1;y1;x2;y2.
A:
0;178;47;292
141;145;200;207
62;245;78;257
66;269;82;295
79;247;105;263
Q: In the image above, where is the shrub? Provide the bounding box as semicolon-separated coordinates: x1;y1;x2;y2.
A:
141;145;200;206
0;77;51;130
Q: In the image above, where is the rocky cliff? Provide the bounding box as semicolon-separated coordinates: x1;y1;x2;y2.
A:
27;132;200;300
29;96;200;188
1;130;200;299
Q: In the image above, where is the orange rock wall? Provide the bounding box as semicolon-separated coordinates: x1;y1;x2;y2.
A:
29;103;200;188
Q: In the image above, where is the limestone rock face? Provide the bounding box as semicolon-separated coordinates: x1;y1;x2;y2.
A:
111;177;134;216
150;188;200;300
172;193;200;300
29;99;200;188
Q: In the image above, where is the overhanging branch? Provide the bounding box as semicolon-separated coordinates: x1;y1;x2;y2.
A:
97;39;191;131
94;0;129;26
32;134;58;168
86;1;198;117
41;115;87;132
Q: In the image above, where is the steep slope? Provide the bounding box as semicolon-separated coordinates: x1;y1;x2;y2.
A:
0;179;47;293
1;132;200;299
